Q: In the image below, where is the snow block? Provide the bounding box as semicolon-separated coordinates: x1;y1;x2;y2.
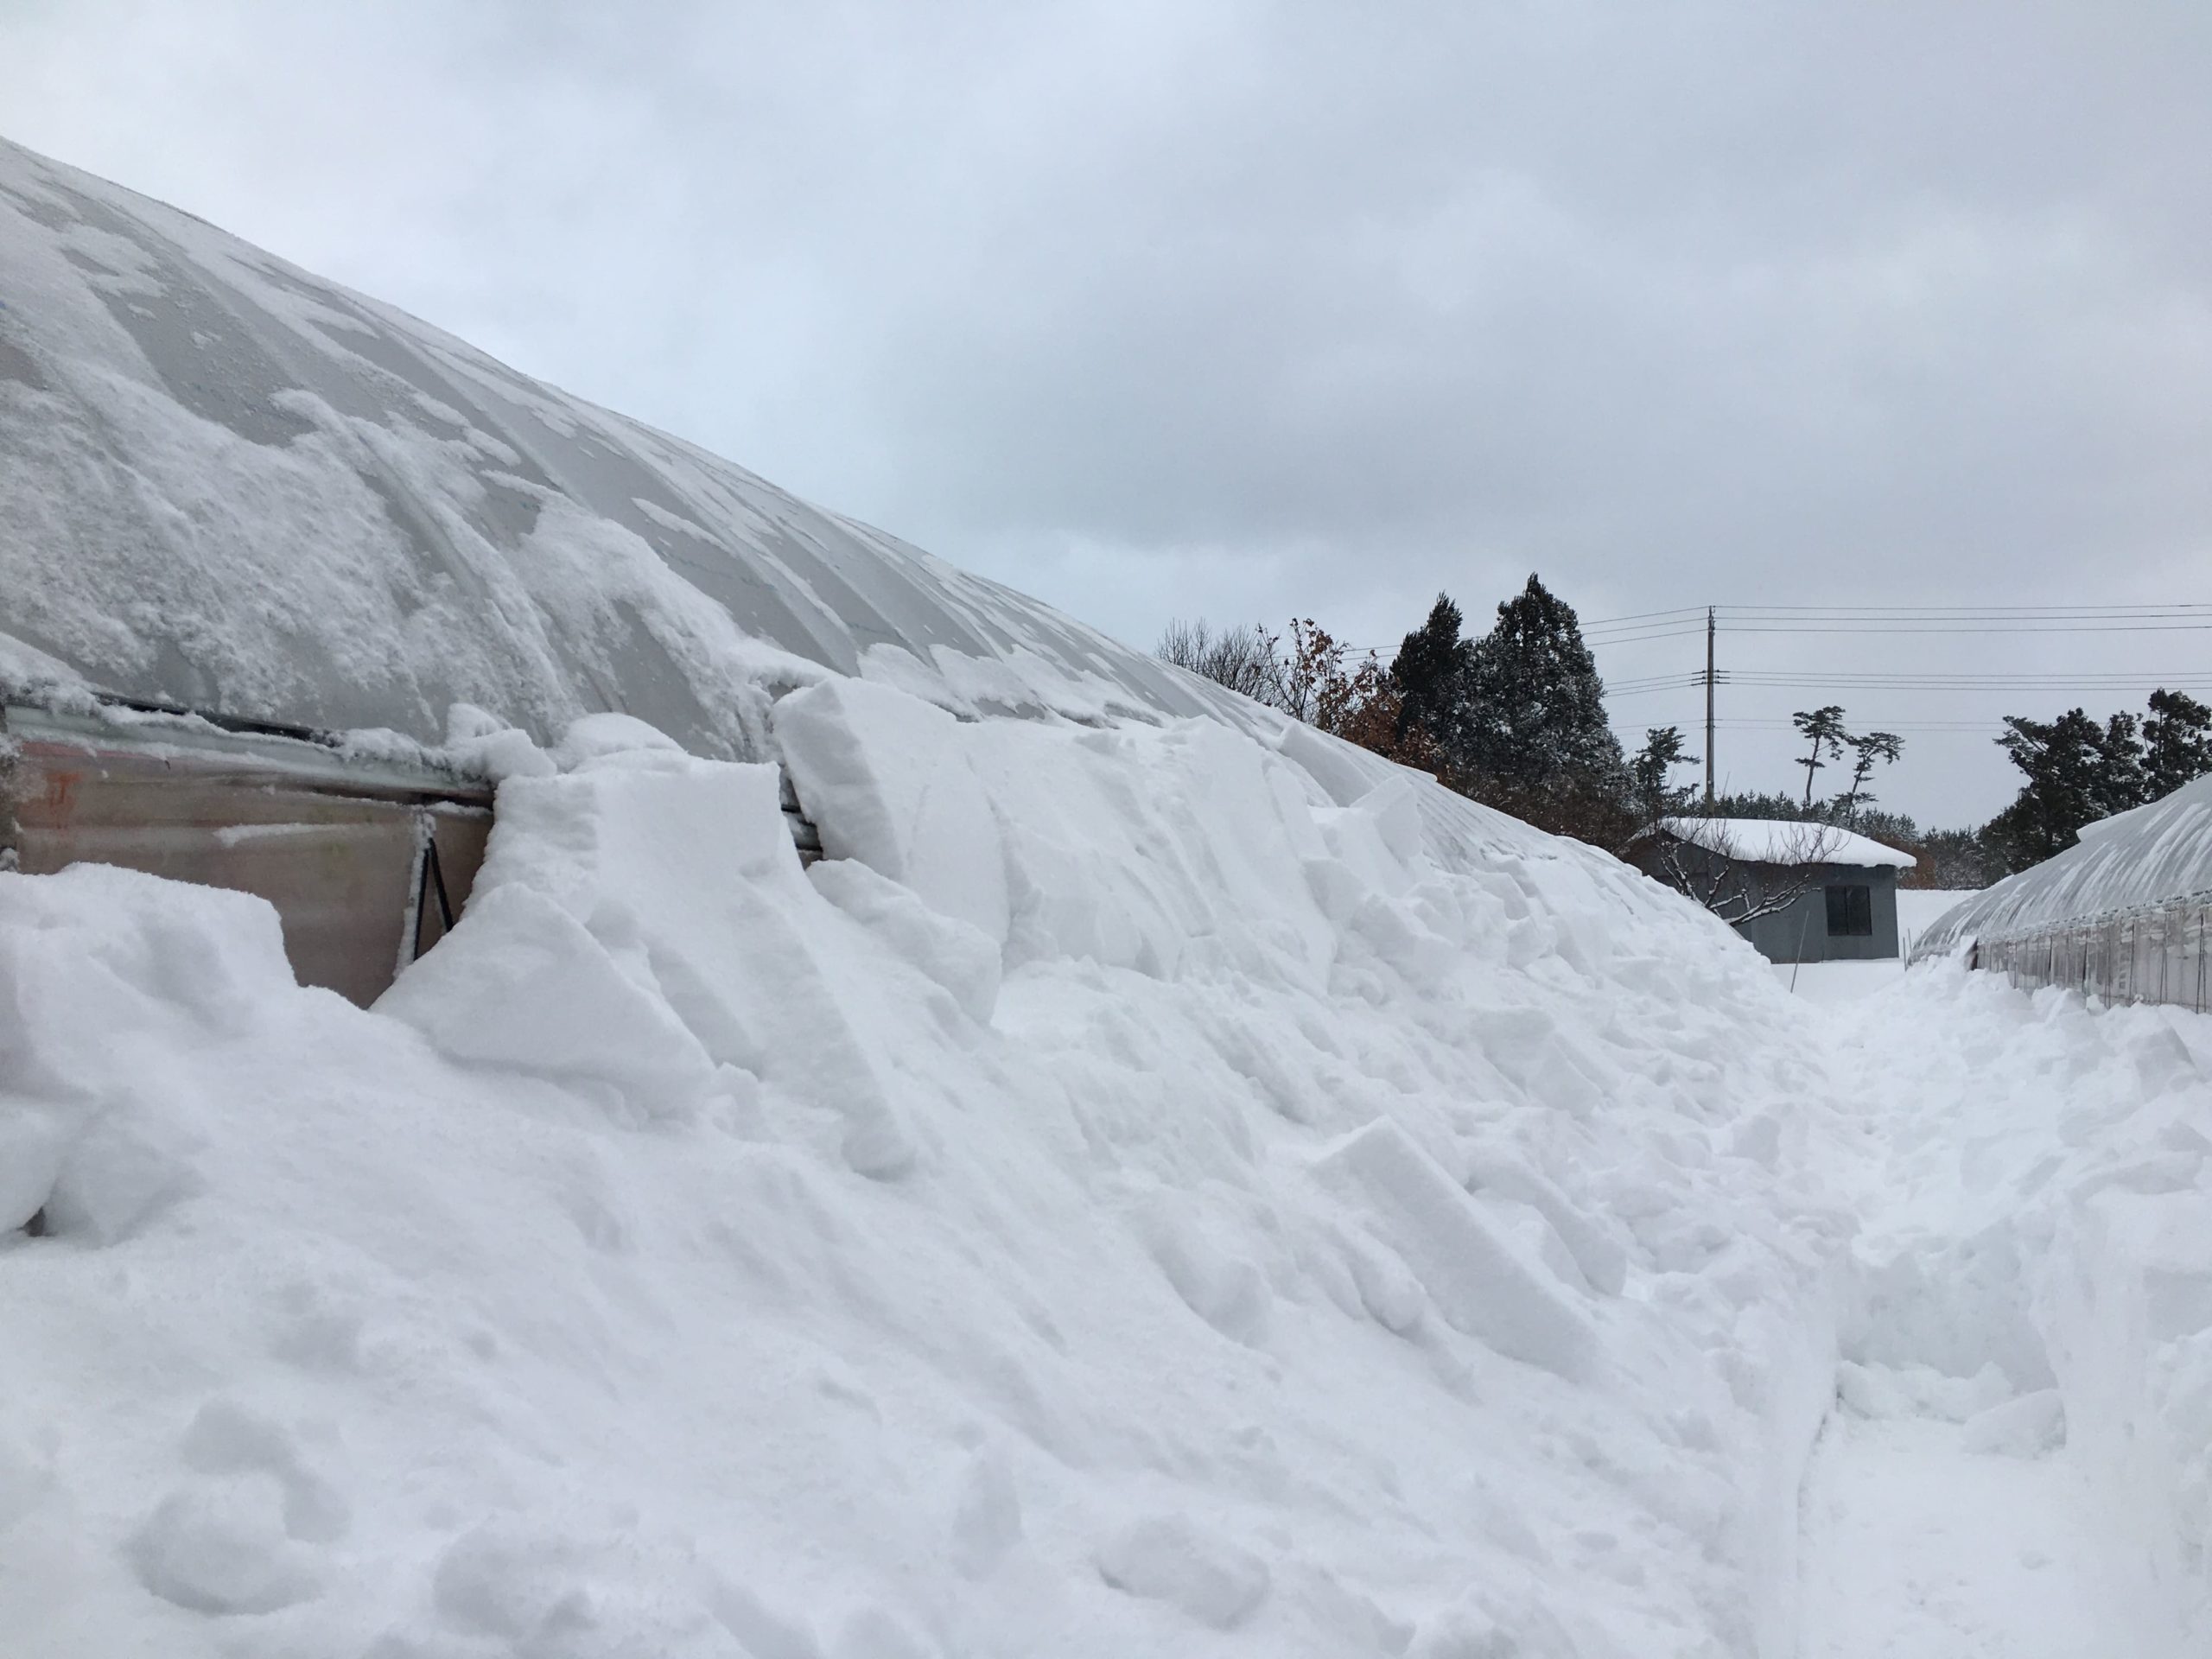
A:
808;859;1001;1024
1462;1148;1630;1296
378;882;721;1122
772;678;1010;944
1313;1120;1602;1382
1960;1389;2066;1457
1095;1514;1271;1630
0;865;291;1231
1140;1197;1275;1346
393;755;919;1175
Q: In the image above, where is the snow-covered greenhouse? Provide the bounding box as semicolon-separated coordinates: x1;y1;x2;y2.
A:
1913;774;2212;1012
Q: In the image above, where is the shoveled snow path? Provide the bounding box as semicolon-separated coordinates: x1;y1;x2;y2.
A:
1798;1409;2136;1659
1792;961;2212;1658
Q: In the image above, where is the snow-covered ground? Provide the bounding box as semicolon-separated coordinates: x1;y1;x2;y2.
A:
1765;891;1978;1003
1800;1406;2133;1658
4;703;2209;1656
2;702;1861;1657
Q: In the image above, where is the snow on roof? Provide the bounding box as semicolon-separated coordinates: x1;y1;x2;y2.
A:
0;135;1249;752
1659;816;1917;869
1911;771;2212;957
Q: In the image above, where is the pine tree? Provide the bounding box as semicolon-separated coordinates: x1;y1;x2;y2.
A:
2142;689;2212;799
1831;730;1904;826
1628;726;1699;835
1388;594;1475;759
1790;706;1848;808
1984;708;2145;870
1459;575;1627;840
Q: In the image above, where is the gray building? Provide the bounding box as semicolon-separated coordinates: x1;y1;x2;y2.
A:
1630;817;1916;964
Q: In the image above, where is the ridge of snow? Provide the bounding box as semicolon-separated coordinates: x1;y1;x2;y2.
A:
1;699;1856;1656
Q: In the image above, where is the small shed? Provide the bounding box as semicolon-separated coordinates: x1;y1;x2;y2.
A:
1631;817;1917;964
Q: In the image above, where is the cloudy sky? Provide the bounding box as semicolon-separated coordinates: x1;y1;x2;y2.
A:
9;0;2212;827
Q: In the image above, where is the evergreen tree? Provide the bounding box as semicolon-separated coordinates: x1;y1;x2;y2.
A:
1388;594;1475;759
1628;726;1699;834
1831;729;1904;826
1912;827;1999;890
1791;706;1848;807
1459;575;1627;840
1983;708;2146;870
2142;689;2212;799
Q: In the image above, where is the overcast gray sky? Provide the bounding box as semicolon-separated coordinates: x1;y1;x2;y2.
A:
9;0;2212;829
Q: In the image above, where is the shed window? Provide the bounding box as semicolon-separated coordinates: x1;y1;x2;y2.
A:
1824;884;1873;937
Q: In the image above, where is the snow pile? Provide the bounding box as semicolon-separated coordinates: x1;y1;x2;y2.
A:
1826;962;2212;1647
1658;818;1915;871
0;690;1854;1656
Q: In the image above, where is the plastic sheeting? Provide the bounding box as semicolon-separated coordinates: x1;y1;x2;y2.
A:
0;136;1244;758
1910;774;2212;1009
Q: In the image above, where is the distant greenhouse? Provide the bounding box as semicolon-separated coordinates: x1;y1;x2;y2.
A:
1910;774;2212;1012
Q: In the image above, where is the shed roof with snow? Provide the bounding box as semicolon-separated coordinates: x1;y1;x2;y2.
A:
1658;817;1916;870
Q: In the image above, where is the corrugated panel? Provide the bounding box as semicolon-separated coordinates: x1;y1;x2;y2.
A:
3;702;493;1007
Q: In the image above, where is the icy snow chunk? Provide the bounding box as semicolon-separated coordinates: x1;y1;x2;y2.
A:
1961;1389;2067;1457
41;1102;207;1244
0;1101;72;1234
1313;1120;1602;1382
442;702;554;780
0;866;289;1233
808;859;1001;1024
378;883;720;1122
448;755;920;1176
552;710;687;770
1409;1567;1592;1658
772;678;1010;944
1273;717;1377;807
130;1478;321;1614
1837;1360;2012;1423
1095;1513;1272;1629
180;1400;351;1544
1141;1197;1275;1346
1355;776;1425;863
1462;1148;1629;1296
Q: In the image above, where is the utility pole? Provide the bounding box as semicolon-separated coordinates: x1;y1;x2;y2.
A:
1703;606;1716;809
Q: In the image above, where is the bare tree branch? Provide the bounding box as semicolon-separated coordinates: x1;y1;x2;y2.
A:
1651;819;1848;925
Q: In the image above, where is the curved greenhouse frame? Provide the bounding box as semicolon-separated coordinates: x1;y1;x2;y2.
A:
1910;774;2212;1011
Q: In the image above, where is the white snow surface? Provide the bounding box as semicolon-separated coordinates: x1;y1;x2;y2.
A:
3;698;1864;1657
0;134;1255;749
1658;818;1916;870
10;696;2210;1656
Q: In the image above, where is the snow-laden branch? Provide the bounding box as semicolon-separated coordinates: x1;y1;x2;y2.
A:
1653;820;1850;925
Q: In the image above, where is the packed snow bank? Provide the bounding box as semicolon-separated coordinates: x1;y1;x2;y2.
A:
1825;962;2212;1648
1;694;1853;1656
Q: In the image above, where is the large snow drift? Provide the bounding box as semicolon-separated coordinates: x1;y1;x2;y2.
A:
3;703;1854;1657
